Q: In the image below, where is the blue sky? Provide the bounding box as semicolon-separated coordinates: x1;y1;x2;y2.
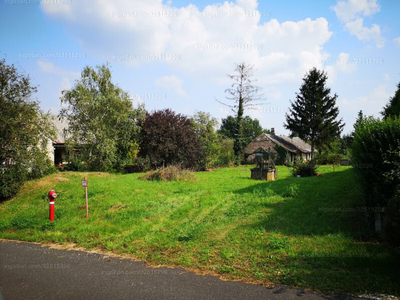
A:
1;0;399;136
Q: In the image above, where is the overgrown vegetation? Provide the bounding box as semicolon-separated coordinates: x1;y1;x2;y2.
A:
290;159;317;177
0;58;57;201
1;166;398;296
138;165;197;182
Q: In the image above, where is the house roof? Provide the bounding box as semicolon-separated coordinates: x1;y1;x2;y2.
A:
246;133;314;154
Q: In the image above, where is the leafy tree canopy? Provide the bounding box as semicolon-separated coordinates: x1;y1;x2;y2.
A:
0;58;56;200
139;109;205;170
219;115;269;147
191;111;221;169
59;63;145;172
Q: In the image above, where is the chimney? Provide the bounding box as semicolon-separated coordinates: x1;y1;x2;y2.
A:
271;128;275;135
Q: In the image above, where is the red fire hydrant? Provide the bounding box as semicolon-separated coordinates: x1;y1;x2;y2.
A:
48;190;57;222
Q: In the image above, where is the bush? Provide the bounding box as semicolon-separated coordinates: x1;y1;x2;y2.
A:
291;159;317;177
138;165;197;182
0;165;25;201
215;138;236;167
351;116;400;212
315;152;343;165
64;157;88;172
383;186;400;249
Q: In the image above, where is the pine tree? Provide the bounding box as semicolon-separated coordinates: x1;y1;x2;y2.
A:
284;68;344;159
381;81;400;120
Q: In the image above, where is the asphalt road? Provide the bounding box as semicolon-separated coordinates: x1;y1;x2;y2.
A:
0;240;362;300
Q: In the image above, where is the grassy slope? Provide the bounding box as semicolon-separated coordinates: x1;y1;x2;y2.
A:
0;166;398;296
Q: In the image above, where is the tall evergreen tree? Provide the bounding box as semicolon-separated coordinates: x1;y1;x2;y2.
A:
381;81;400;120
284;68;344;159
354;110;364;130
218;63;266;161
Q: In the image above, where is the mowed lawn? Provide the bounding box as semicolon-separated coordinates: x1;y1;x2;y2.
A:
0;166;399;296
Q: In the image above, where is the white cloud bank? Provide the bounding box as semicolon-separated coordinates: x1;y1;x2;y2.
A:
41;0;334;86
331;0;384;48
340;84;391;117
37;60;80;93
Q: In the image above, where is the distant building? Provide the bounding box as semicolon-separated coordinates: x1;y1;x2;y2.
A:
243;128;315;163
47;117;69;165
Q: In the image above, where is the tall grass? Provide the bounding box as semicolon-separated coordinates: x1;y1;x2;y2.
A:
138;165;197;182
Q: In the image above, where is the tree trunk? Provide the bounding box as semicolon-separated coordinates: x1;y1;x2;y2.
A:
233;94;244;160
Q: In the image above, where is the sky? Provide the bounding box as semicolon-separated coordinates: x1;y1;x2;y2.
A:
1;0;399;136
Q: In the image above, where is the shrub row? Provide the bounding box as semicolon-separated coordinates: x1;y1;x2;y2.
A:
351;116;400;248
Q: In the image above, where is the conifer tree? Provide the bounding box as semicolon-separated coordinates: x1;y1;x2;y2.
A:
381;81;400;120
284;68;344;159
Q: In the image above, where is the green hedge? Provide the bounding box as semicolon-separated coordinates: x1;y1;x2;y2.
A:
350;116;400;246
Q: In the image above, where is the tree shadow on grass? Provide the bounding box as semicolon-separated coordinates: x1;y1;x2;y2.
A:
233;168;375;237
231;168;400;296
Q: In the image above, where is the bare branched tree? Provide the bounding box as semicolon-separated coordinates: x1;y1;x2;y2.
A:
217;62;267;161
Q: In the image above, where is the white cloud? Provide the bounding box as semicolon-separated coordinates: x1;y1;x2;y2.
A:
335;52;358;73
394;37;400;45
320;52;357;85
331;0;384;48
345;18;384;48
155;75;188;98
37;60;80;97
37;60;80;78
41;1;333;87
340;84;391;116
331;0;380;23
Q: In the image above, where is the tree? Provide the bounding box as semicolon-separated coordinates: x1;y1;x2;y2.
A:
138;109;205;170
191;111;221;169
0;58;56;200
381;81;400;120
59;63;145;172
219;115;269;150
218;63;266;161
284;68;344;159
354;110;364;130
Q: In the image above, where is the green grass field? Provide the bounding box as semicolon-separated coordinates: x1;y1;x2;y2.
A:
0;165;399;296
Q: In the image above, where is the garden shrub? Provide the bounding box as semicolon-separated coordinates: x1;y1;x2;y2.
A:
291;159;317;177
383;186;400;250
350;116;400;216
351;116;400;247
315;152;343;165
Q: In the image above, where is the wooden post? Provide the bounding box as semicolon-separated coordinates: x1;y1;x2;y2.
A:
85;177;88;218
81;177;88;218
